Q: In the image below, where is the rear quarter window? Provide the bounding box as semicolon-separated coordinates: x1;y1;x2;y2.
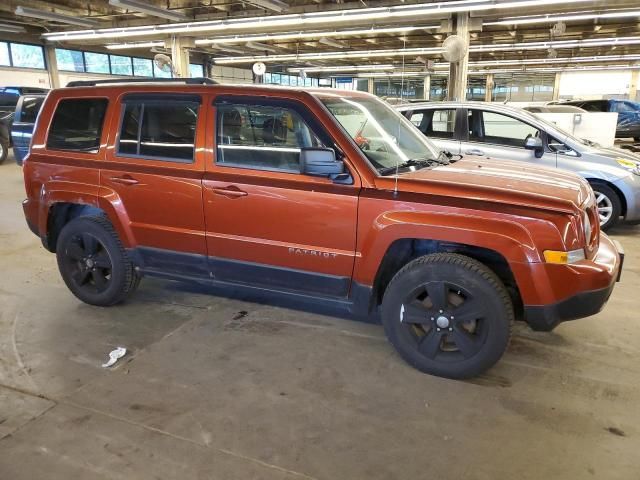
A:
46;98;108;153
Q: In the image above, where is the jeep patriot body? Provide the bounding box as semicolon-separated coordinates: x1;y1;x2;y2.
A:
22;80;623;378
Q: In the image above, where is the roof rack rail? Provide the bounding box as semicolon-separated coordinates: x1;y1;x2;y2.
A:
66;77;217;88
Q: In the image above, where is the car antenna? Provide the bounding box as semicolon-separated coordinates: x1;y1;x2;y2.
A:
394;38;408;197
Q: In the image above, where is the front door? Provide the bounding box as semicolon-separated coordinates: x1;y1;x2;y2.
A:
202;95;360;298
462;109;557;169
101;93;208;277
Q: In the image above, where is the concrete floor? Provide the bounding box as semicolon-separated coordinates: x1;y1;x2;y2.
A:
1;153;639;479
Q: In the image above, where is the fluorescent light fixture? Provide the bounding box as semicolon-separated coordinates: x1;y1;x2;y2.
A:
15;6;99;28
196;25;438;45
485;9;640;25
357;64;640;77
319;37;348;49
106;41;164;50
244;0;289;13
213;36;640;64
0;23;26;33
307;54;640;76
245;42;278;53
210;45;246;54
466;54;640;67
215;46;444;64
289;64;395;73
470;36;640;53
109;0;187;21
42;0;590;41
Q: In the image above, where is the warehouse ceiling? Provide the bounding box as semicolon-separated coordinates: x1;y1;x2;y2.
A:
1;0;640;75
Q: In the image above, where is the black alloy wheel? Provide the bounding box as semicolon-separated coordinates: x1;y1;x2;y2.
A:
56;215;140;306
399;281;489;362
381;253;513;379
61;232;113;294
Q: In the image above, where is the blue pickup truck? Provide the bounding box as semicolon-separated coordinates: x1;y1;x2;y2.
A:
0;86;48;164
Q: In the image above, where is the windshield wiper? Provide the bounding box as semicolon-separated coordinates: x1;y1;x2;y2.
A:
378;157;444;176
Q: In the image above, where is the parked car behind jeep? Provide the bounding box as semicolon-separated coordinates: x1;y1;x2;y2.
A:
22;81;622;379
552;99;640;140
397;101;640;230
11;94;47;166
0;86;49;164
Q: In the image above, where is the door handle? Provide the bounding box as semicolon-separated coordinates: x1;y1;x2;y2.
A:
210;186;248;198
110;175;140;186
465;149;485;156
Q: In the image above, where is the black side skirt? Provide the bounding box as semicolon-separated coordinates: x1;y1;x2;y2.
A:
128;247;375;322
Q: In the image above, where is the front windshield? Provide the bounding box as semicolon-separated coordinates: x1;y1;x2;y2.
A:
318;94;441;175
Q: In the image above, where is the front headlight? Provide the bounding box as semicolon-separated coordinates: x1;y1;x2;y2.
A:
616;157;640;176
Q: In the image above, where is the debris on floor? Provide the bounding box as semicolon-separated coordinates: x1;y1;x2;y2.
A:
101;347;127;368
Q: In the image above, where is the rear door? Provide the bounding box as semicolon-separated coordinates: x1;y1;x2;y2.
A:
406;107;461;154
202;94;360;298
11;95;45;164
461;108;557;168
101;92;208;278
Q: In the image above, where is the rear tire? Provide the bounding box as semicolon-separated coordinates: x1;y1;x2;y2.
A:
381;253;513;379
589;182;621;231
0;140;8;164
56;215;140;306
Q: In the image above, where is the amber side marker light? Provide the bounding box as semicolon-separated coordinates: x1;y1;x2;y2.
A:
544;249;586;264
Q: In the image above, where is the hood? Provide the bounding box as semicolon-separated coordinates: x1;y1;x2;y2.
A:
585;142;640;164
377;157;592;215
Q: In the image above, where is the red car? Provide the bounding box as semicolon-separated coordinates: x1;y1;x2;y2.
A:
22;79;623;379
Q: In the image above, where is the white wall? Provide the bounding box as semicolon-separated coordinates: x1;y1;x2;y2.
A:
0;66;135;89
0;66;51;88
558;70;633;99
58;71;132;87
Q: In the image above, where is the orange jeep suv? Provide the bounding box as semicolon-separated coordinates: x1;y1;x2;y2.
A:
22;79;623;379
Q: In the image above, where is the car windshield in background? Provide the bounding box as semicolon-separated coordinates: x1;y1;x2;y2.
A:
318;94;441;175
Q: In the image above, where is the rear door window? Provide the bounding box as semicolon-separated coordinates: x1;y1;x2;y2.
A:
216;103;324;172
46;98;108;152
411;109;457;139
17;96;45;123
117;97;200;163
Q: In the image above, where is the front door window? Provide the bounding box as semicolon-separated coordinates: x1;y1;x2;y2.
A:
469;110;540;148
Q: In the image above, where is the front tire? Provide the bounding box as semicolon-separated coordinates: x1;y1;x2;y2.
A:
590;182;621;231
56;215;140;306
381;253;513;379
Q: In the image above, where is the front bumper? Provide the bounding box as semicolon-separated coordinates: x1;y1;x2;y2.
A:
523;236;623;331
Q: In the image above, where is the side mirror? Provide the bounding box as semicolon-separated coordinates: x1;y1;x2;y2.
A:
524;136;544;158
300;148;344;177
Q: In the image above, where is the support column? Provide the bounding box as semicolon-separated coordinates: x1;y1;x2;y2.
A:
168;37;191;78
423;75;431;100
44;44;59;89
484;73;493;102
630;68;639;101
552;73;561;100
447;12;470;101
367;78;374;94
